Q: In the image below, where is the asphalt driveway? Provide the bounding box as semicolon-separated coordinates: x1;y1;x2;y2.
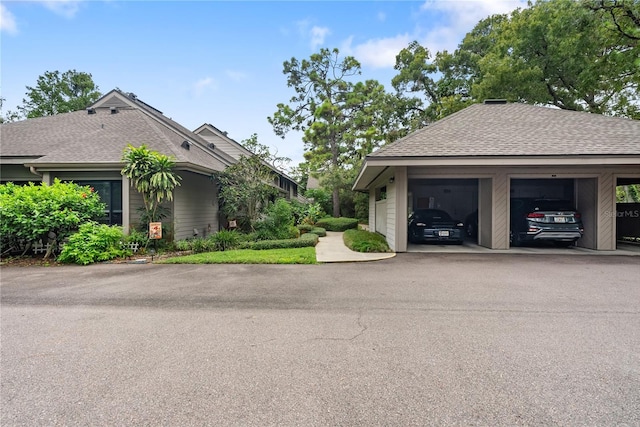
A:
2;254;639;426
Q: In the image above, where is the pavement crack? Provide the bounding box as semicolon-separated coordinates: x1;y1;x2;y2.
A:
309;310;368;342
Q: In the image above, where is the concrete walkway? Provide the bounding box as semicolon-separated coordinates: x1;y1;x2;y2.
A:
315;231;396;263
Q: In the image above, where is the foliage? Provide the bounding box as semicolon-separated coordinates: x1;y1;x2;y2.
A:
393;0;640;120
244;233;319;250
310;227;327;237
213;134;284;231
18;70;102;119
0;180;105;257
343;229;391;253
297;224;314;233
158;247;317;265
57;222;129;265
254;198;299;240
125;228;150;249
210;230;241;251
617;185;640;202
269;48;398;217
304;188;332;216
315;217;359;232
121;145;182;224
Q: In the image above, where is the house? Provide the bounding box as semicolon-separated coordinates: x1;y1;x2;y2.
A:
353;101;640;252
0;89;301;240
193;123;304;202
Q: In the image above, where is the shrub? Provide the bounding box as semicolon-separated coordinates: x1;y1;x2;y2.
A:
174;239;192;251
254;199;297;240
190;237;213;254
58;222;129;265
246;234;319;250
343;229;390;253
209;230;241;251
297;224;314;234
0;180;106;257
315;217;359;232
310;227;326;237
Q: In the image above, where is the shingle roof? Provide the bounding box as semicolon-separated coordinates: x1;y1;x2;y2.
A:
370;103;640;158
0;101;229;173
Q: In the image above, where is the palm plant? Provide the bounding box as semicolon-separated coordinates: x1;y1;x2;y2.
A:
121;144;182;224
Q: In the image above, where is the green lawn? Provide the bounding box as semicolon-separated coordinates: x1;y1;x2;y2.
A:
157;247;317;264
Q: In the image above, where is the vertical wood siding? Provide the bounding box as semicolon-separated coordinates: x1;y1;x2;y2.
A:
597;173;616;250
386;182;396;251
493;173;509;249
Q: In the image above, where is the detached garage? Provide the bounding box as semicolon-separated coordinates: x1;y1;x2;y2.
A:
353;101;640;252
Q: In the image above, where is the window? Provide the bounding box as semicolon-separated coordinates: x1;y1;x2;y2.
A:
76;180;123;225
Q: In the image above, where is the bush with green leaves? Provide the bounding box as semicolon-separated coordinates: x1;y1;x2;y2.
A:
246;233;319;250
254;199;298;240
343;229;390;253
0;180;106;256
297;224;314;234
315;217;359;232
310;227;327;237
58;222;130;265
209;230;241;251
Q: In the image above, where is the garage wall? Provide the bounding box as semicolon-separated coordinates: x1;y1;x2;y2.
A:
386;181;396;251
576;178;597;249
493;173;510;250
479;178;493;248
597;173;616;250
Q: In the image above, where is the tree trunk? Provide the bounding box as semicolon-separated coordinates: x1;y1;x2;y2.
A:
332;187;340;217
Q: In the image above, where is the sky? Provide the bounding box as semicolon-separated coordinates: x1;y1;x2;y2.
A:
1;0;528;169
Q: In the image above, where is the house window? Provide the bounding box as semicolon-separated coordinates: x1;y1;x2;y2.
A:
76;180;123;226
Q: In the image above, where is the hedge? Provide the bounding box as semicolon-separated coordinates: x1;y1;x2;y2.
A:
244;232;319;250
315;217;359;232
343;229;391;253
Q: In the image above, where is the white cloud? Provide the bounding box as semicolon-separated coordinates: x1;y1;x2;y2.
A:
310;25;330;50
193;77;217;96
343;34;413;69
418;0;528;52
225;70;248;82
344;0;527;69
39;0;83;19
0;4;18;34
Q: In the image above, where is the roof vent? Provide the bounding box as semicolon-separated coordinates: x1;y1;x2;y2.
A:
483;99;507;105
181;140;191;150
208;143;215;150
110;107;118;114
87;107;96;115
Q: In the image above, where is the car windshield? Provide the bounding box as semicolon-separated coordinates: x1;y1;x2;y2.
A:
413;210;452;221
531;200;575;211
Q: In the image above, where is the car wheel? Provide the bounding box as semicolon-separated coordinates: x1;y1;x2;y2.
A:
509;230;522;247
466;223;475;238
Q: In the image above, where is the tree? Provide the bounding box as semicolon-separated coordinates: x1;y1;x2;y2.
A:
0;180;106;258
121;145;182;227
270;48;394;216
393;0;639;120
19;70;102;118
213;134;286;231
0;97;23;123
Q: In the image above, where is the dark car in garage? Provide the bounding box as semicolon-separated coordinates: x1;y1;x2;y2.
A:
510;198;584;247
408;209;464;244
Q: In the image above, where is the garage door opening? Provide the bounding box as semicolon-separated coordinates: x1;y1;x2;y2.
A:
616;178;640;249
407;179;478;248
510;178;584;248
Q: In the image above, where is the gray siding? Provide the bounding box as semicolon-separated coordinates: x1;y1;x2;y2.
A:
197;128;248;160
0;165;40;182
173;171;218;241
